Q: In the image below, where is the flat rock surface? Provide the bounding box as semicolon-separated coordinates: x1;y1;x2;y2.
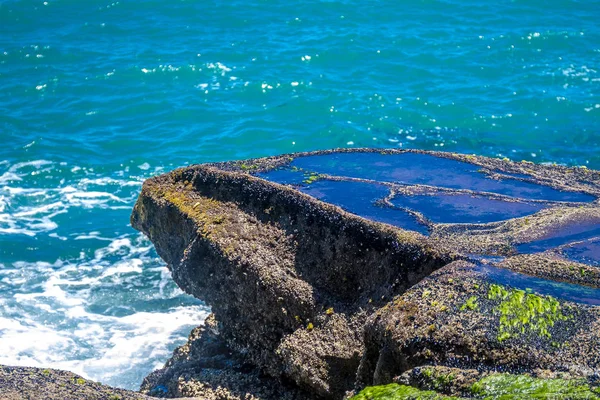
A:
246;149;600;293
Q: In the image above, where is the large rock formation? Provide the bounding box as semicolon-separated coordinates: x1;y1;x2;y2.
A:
131;149;600;399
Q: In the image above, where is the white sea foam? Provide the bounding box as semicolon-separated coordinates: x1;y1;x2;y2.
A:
13;201;65;217
1;234;208;389
0;160;207;388
78;177;142;187
0;318;76;365
0;159;205;383
0;161;144;237
8;160;53;172
0;172;22;184
74;233;114;241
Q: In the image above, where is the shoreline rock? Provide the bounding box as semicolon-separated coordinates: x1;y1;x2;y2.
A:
130;151;452;398
140;314;313;399
8;149;599;400
0;365;154;400
357;260;600;387
129;149;600;399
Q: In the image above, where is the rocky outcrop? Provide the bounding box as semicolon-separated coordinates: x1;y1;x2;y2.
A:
131;151;450;398
131;149;600;399
0;365;154;400
140;314;311;400
357;261;600;386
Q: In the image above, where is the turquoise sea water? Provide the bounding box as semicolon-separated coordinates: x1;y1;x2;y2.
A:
1;0;599;390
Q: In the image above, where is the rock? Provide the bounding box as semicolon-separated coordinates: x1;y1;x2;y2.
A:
357;261;600;386
131;149;600;399
140;314;312;400
131;151;450;398
498;253;600;288
395;365;483;396
0;365;153;400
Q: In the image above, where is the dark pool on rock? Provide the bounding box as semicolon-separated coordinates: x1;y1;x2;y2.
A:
260;151;594;228
257;150;600;304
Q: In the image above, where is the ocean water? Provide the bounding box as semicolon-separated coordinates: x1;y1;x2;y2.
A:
1;0;599;390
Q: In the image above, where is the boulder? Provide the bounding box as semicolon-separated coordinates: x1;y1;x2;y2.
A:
131;149;600;399
0;365;153;400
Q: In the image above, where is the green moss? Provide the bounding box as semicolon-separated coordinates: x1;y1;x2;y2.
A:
487;284;569;342
350;383;461;399
420;367;456;392
239;163;258;171
437;374;456;390
303;173;321;184
75;377;86;385
158;186;228;238
351;374;599;400
460;296;479;311
471;373;599;399
42;369;50;376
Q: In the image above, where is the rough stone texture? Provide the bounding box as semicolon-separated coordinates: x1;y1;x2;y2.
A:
141;314;312;400
0;365;154;400
213;149;600;198
218;148;600;263
130;149;600;399
498;253;600;288
131;157;451;398
394;366;484;396
432;206;600;258
357;261;600;387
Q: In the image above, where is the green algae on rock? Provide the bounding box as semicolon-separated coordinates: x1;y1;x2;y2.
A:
471;373;600;399
359;261;600;387
350;383;460;400
351;373;600;399
486;284;570;342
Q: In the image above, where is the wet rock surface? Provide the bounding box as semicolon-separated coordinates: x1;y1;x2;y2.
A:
130;149;600;399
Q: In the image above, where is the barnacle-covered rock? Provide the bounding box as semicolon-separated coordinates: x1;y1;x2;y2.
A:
131;149;600;399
